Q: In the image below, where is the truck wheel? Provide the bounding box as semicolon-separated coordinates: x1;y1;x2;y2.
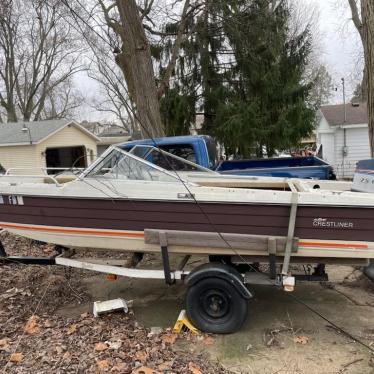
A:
185;277;248;334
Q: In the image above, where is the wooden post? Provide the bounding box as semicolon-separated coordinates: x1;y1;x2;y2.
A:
268;238;277;279
159;232;174;285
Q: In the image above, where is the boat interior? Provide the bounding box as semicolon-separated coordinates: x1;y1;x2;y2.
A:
0;145;357;194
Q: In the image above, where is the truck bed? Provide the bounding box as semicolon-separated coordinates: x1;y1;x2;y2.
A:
216;156;335;180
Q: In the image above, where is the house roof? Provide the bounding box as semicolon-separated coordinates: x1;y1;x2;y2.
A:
99;125;129;137
320;103;368;126
0;119;100;147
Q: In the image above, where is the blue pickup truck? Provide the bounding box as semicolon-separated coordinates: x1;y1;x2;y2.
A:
120;135;336;180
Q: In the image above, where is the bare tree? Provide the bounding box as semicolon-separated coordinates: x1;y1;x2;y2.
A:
63;0;200;138
348;0;374;156
0;0;20;122
41;77;84;120
0;0;84;123
98;0;166;137
348;0;367;100
88;48;139;134
307;65;333;108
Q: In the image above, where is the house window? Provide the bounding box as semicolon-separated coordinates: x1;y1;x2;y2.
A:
45;146;87;174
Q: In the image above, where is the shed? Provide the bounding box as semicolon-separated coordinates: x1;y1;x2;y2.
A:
0;119;100;174
317;103;370;179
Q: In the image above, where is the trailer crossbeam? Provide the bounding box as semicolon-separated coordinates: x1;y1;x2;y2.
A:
55;255;188;281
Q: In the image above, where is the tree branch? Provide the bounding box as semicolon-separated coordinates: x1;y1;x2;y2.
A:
157;0;191;98
348;0;363;39
98;0;122;36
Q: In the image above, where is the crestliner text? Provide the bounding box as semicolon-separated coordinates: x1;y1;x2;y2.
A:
313;218;353;229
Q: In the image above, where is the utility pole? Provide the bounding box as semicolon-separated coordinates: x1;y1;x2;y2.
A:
341;77;346;123
341;77;347;179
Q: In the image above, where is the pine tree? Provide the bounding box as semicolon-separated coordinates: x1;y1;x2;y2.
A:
215;0;315;157
158;0;316;156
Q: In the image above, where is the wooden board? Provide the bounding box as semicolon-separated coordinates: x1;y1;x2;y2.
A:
190;178;289;189
144;229;299;253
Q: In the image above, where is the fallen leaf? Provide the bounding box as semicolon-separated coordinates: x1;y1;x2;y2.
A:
0;338;9;351
55;346;64;355
43;320;53;328
293;336;309;345
131;366;161;374
10;352;23;363
135;350;147;362
107;341;122;350
188;362;202;374
157;362;171;371
111;362;128;372
66;324;77;335
24;315;39;335
80;312;89;319
95;342;108;352
161;334;177;344
97;359;109;370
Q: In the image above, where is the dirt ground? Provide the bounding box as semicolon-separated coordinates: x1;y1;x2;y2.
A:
1;232;374;374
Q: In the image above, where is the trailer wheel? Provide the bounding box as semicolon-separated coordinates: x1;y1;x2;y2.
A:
186;277;248;334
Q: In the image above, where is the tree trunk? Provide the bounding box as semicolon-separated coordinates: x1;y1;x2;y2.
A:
7;105;17;122
361;64;368;101
115;0;164;138
362;0;374;157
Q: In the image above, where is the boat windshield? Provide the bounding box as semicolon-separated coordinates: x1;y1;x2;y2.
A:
84;147;180;182
129;145;215;173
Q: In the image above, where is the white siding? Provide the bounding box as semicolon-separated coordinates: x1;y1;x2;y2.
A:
316;113;336;166
0;145;40;172
316;113;331;132
319;133;335;165
36;124;98;169
334;127;371;179
0;124;98;174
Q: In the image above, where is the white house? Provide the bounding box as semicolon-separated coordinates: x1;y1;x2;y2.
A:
0;119;100;174
317;102;370;179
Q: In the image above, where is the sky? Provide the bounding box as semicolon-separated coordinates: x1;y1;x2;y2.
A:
75;0;364;122
313;0;363;102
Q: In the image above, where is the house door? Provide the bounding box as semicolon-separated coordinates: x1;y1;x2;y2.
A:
45;146;87;174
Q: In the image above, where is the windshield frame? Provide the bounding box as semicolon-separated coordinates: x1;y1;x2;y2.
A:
79;145;193;183
129;145;217;174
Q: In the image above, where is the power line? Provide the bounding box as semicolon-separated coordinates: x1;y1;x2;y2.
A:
19;0;374;356
60;3;374;353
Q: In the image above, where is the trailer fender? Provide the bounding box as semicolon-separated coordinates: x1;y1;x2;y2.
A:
185;263;252;299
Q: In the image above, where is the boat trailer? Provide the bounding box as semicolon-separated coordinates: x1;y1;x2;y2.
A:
1;228;373;334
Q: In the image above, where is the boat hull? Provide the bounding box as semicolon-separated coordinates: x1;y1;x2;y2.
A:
1;194;374;259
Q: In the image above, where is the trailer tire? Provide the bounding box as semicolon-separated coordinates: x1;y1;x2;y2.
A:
186;277;247;334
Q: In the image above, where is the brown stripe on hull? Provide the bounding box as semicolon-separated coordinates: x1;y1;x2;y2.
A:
0;196;373;241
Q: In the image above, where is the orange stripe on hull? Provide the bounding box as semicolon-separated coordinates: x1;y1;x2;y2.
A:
0;222;369;250
0;222;144;238
299;241;368;249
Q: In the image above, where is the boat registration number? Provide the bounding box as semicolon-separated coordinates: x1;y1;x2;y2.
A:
0;195;24;205
8;195;24;205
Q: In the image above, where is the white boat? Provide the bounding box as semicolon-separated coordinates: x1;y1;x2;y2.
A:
0;145;372;261
2;145;374;334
